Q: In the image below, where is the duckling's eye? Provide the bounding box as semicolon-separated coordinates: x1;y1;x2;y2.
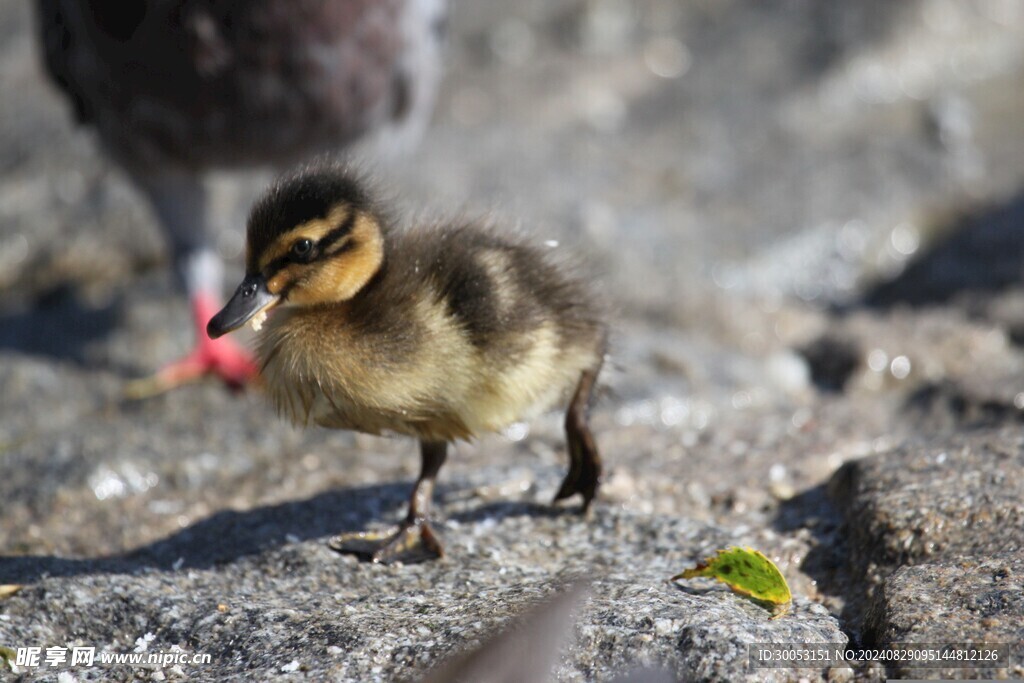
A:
291;238;314;261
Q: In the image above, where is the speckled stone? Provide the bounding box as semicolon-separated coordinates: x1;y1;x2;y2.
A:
862;551;1024;681
829;428;1024;586
0;505;848;682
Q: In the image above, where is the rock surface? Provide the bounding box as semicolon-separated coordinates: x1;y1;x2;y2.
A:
830;429;1024;585
2;0;1024;681
863;551;1024;681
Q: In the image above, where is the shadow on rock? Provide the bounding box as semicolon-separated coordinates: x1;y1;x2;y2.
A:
901;379;1024;433
0;282;123;368
772;483;865;638
448;499;578;525
0;482;412;583
862;191;1024;309
796;334;861;393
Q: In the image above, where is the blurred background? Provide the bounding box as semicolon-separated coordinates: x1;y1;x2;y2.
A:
2;0;1024;678
3;0;1024;385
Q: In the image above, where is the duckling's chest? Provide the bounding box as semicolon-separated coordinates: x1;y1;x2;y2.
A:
253;291;597;442
254;306;474;439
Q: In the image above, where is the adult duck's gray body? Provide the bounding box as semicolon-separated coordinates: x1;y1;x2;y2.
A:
35;0;446;392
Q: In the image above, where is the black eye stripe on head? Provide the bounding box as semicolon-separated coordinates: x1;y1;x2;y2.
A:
262;254;291;279
259;211;360;278
318;210;357;251
326;239;357;258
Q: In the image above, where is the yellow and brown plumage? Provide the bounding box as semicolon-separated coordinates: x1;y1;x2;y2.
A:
209;165;607;563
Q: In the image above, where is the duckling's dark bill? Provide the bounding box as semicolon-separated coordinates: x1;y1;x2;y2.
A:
207;275;279;339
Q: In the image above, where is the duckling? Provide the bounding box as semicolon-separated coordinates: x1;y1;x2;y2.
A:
207;165;607;563
35;0;446;394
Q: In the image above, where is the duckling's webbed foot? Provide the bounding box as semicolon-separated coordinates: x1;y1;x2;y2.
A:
329;441;448;564
329;518;444;565
553;362;603;513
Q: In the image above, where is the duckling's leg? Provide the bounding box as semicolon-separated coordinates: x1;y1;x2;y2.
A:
124;172;257;398
329;440;447;564
553;360;604;512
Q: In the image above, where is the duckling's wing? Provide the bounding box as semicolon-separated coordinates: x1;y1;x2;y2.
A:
417;224;604;352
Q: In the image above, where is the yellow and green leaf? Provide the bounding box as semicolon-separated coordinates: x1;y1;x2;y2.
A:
671;547;791;607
